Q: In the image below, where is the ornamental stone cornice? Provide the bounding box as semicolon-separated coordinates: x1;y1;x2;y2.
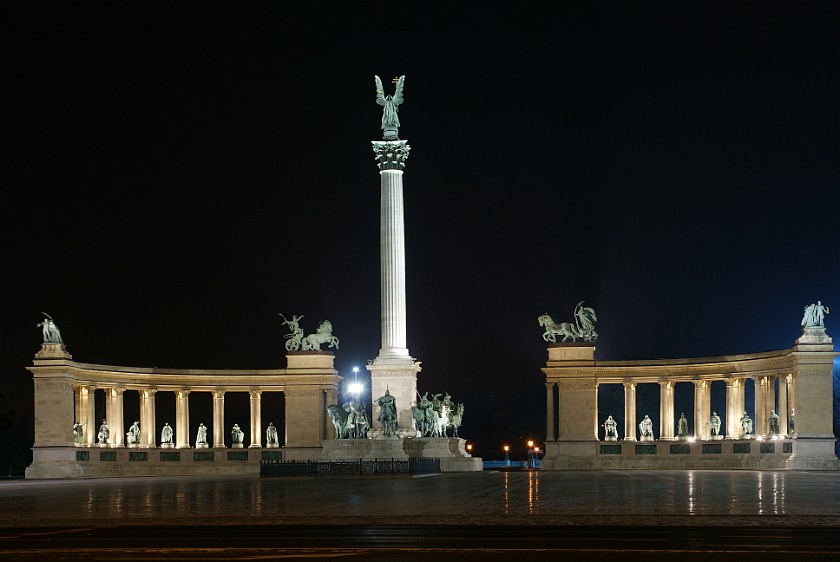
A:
372;140;410;170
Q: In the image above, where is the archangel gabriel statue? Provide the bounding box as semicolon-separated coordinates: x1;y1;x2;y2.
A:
375;75;405;141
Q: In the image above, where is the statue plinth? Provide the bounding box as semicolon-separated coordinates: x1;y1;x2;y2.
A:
231;443;244;448
195;443;209;449
265;442;279;449
161;442;175;448
34;342;72;360
795;327;833;349
286;351;335;370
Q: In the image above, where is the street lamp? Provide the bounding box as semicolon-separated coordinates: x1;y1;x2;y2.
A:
503;445;510;467
347;366;363;396
466;443;473;455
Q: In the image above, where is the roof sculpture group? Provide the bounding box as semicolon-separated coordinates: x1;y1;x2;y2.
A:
538;301;598;343
279;313;339;351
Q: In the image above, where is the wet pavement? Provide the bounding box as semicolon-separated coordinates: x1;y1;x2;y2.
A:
2;470;840;559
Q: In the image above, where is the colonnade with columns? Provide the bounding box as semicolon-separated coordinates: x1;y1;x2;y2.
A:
27;344;342;478
72;386;296;449
540;330;839;470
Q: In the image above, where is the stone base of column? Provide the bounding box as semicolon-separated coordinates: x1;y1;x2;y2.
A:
265;443;279;449
786;438;840;470
161;443;175;448
231;443;244;448
367;356;422;435
196;443;209;449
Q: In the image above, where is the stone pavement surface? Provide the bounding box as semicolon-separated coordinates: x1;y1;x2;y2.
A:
2;469;840;528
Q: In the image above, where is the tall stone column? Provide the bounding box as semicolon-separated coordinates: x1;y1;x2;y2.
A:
788;373;796;431
623;382;637;441
140;389;157;447
367;139;421;435
768;375;776;427
546;382;556;441
111;388;125;447
213;391;226;448
249;390;262;448
778;374;788;436
105;387;112;440
175;390;190;448
74;386;82;426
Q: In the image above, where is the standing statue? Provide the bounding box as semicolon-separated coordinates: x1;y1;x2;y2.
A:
231;423;244;446
802;301;830;328
279;313;305;351
196;423;208;446
677;413;689;439
375;75;405;141
603;415;618;441
160;423;174;445
768;410;780;435
97;420;110;445
449;403;464;438
36;313;63;344
709;412;722;437
538;301;598;343
126;421;141;445
638;415;654;441
740;411;753;438
375;387;398;436
73;422;84;444
266;422;278;446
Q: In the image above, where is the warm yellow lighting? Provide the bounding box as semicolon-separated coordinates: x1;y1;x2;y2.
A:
527;440;534;448
503;445;509;452
533;447;539;453
466;444;473;451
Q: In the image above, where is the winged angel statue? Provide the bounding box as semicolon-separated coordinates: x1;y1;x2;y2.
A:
538;301;598;343
375;75;405;140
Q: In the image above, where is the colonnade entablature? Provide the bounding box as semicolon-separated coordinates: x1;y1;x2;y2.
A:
27;344;342;470
540;329;839;470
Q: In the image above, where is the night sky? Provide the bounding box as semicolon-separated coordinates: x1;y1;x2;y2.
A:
2;1;838;468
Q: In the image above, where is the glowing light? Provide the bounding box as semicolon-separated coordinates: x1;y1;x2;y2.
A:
347;382;364;395
527;440;534;448
503;445;509;452
466;444;473;452
688;437;696;443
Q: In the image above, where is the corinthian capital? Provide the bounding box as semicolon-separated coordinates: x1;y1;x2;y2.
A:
372;140;410;170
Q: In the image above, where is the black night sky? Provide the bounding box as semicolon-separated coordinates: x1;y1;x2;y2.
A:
2;1;838;468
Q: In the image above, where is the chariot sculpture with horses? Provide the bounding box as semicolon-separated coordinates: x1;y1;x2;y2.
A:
538;301;599;343
280;314;340;351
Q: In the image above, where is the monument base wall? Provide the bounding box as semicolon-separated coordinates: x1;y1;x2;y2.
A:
25;446;280;479
786;438;840;470
321;437;482;472
542;438;810;470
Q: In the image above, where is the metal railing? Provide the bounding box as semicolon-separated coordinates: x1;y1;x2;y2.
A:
260;457;441;477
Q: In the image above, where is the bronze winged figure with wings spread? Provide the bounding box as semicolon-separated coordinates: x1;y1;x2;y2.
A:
375;75;405;140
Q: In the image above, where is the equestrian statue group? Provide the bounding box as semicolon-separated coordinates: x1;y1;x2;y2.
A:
538;301;599;343
411;392;464;438
280;313;339;351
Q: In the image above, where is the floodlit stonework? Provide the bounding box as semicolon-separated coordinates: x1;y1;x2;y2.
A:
26;345;340;478
541;326;838;470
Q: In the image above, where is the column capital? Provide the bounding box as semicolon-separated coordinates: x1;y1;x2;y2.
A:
176;389;191;399
623;381;637;389
112;387;126;396
372;140;410;170
143;389;158;398
213;390;226;399
249;389;262;399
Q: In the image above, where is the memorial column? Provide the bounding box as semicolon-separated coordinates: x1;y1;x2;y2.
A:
249;390;262;448
546;382;556;441
623;382;636;441
213;391;226;448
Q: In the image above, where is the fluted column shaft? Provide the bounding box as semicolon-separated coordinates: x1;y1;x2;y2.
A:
693;380;705;438
546;382;556;441
725;379;738;438
623;382;637;441
249;390;262;448
213;391;226;448
756;377;769;435
378;169;409;358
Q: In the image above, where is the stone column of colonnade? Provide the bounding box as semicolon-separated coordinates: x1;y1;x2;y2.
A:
755;376;769;436
545;383;555;441
658;381;674;440
213;391;226;447
249;390;262;448
693;380;710;439
725;378;740;438
139;389;157;447
623;382;637;440
175;390;190;448
110;388;125;447
788;374;796;433
80;385;96;446
778;374;788;435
